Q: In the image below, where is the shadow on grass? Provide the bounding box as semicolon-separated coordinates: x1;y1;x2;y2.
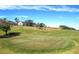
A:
0;32;21;38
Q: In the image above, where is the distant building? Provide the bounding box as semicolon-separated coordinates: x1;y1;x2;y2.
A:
18;21;23;26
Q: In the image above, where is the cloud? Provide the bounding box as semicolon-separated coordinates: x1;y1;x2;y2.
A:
0;5;79;12
0;5;47;11
14;15;28;18
56;16;64;18
0;16;8;18
0;5;17;10
42;5;79;12
0;15;29;18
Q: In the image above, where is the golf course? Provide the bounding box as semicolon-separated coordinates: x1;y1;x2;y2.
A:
0;26;79;54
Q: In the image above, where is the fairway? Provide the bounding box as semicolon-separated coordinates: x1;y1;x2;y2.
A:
0;26;79;54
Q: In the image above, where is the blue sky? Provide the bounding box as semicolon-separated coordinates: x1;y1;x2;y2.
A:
0;5;79;29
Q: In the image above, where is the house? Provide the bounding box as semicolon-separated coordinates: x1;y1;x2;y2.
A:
17;21;23;26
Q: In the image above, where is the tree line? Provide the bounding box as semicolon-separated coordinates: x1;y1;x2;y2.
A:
0;17;76;36
59;25;76;30
0;18;46;35
10;17;46;28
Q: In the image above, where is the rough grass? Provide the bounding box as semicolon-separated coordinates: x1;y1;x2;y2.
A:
0;26;79;54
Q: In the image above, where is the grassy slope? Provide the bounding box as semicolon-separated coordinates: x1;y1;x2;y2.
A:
0;26;79;54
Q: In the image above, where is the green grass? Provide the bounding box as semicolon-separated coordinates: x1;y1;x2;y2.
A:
0;26;79;54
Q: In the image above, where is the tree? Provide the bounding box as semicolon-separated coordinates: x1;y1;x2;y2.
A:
59;25;76;30
14;17;19;25
23;19;47;29
3;18;7;21
8;21;16;25
0;25;10;35
0;18;11;35
37;23;46;29
24;20;34;26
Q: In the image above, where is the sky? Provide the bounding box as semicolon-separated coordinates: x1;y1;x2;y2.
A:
0;5;79;29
